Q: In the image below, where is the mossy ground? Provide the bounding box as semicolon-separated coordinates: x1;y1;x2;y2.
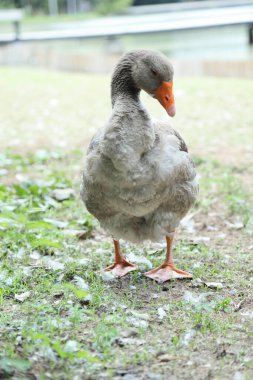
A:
0;68;252;380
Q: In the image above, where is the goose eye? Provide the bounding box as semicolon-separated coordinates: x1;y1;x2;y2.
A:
151;69;157;76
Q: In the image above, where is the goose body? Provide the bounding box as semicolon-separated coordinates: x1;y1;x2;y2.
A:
81;50;198;282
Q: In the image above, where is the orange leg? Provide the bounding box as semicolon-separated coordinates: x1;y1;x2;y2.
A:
145;233;192;283
104;240;137;277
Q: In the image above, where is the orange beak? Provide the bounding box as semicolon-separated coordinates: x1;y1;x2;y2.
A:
154;81;176;117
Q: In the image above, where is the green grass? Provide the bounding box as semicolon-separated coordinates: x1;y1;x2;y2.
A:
0;149;253;380
0;68;253;379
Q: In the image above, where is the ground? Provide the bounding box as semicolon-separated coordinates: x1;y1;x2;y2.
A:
0;67;253;380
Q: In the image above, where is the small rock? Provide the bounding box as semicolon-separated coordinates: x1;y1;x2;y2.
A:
52;188;74;201
158;354;174;362
121;329;138;338
205;282;223;289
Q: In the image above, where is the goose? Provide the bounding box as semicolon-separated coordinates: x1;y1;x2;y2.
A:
81;49;198;283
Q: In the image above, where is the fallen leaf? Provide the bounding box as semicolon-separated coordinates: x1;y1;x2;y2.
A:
14;291;30;302
43;257;64;271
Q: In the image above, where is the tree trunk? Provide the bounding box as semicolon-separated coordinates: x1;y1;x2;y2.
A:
48;0;59;15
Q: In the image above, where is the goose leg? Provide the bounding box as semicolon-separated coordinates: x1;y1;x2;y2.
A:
104;239;137;277
145;233;192;283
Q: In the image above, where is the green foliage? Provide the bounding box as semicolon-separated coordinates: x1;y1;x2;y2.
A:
95;0;133;15
0;358;31;375
0;0;133;14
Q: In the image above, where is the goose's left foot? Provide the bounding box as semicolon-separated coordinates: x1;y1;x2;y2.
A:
144;233;192;283
145;264;192;283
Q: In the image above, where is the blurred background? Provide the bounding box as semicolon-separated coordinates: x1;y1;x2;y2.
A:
0;0;253;76
0;0;253;156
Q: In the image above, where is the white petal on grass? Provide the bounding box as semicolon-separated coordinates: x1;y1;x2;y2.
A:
14;291;30;302
157;307;167;320
100;270;116;282
77;258;89;266
183;291;207;305
127;252;152;269
30;251;41;260
64;340;79;352
43;257;65;271
73;276;89;291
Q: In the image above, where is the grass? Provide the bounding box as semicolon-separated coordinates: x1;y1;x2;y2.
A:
0;67;253;379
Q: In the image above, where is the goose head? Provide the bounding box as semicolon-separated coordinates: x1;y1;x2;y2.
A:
131;50;176;117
